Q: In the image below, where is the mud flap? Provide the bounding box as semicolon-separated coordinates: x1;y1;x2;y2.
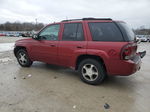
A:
138;51;146;58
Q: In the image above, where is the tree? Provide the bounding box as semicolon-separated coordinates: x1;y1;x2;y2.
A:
0;22;44;31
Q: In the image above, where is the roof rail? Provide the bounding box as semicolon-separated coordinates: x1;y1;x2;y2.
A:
82;18;112;20
61;18;112;22
61;19;82;22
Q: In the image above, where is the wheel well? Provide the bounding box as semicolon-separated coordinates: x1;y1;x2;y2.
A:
75;55;107;72
14;46;26;56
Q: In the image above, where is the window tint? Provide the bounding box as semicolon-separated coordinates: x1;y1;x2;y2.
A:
62;23;84;41
89;22;123;41
39;24;60;41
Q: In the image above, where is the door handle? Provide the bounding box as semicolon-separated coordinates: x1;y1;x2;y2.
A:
76;46;84;48
50;44;56;47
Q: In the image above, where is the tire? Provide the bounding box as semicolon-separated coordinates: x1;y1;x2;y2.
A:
16;49;33;67
78;59;106;85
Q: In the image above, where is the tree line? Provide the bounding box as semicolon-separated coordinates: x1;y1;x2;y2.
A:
0;22;45;31
134;28;150;35
0;22;150;35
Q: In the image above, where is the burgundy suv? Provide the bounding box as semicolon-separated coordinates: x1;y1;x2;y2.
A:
14;18;146;85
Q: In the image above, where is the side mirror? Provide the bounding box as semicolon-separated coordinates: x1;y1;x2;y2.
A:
32;34;39;40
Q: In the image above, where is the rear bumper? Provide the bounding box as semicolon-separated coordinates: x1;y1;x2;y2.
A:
107;55;142;76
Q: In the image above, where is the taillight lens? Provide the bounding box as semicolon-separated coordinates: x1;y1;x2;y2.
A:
121;43;137;60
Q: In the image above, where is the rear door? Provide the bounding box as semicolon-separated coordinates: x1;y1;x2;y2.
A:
58;22;87;67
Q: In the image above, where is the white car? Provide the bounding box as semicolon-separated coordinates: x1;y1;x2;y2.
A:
140;37;148;42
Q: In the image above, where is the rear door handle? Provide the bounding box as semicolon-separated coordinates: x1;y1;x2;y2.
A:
76;46;84;48
50;44;56;47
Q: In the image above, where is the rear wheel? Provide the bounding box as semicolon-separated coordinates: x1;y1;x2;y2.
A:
78;59;106;85
16;49;33;67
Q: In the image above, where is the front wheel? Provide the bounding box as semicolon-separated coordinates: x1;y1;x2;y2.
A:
78;59;106;85
16;49;33;67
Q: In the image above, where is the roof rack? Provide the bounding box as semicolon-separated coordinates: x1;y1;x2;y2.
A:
61;18;112;22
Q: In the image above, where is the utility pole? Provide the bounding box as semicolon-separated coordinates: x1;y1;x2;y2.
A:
66;16;68;20
35;18;37;30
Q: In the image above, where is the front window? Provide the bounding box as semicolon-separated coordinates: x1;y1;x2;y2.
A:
39;24;60;41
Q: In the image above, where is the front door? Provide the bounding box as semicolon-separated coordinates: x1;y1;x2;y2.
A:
30;24;60;64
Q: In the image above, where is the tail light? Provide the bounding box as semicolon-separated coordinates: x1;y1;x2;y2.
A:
121;43;137;60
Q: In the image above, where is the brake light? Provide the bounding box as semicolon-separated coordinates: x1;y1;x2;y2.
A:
121;43;137;60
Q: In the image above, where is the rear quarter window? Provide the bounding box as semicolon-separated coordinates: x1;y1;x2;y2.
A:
116;22;135;42
89;22;124;42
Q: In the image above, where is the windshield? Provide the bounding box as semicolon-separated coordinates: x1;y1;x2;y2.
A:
117;22;135;41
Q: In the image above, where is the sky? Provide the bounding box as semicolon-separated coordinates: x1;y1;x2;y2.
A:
0;0;150;28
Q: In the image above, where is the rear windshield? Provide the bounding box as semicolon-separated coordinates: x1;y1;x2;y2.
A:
116;22;135;41
88;22;124;42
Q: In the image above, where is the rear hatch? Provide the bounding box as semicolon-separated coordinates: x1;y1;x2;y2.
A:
116;21;146;60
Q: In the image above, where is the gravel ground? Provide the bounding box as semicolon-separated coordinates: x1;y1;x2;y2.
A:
0;37;150;112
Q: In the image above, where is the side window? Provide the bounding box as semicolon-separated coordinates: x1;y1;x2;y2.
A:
39;24;60;41
62;23;84;41
89;22;123;42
